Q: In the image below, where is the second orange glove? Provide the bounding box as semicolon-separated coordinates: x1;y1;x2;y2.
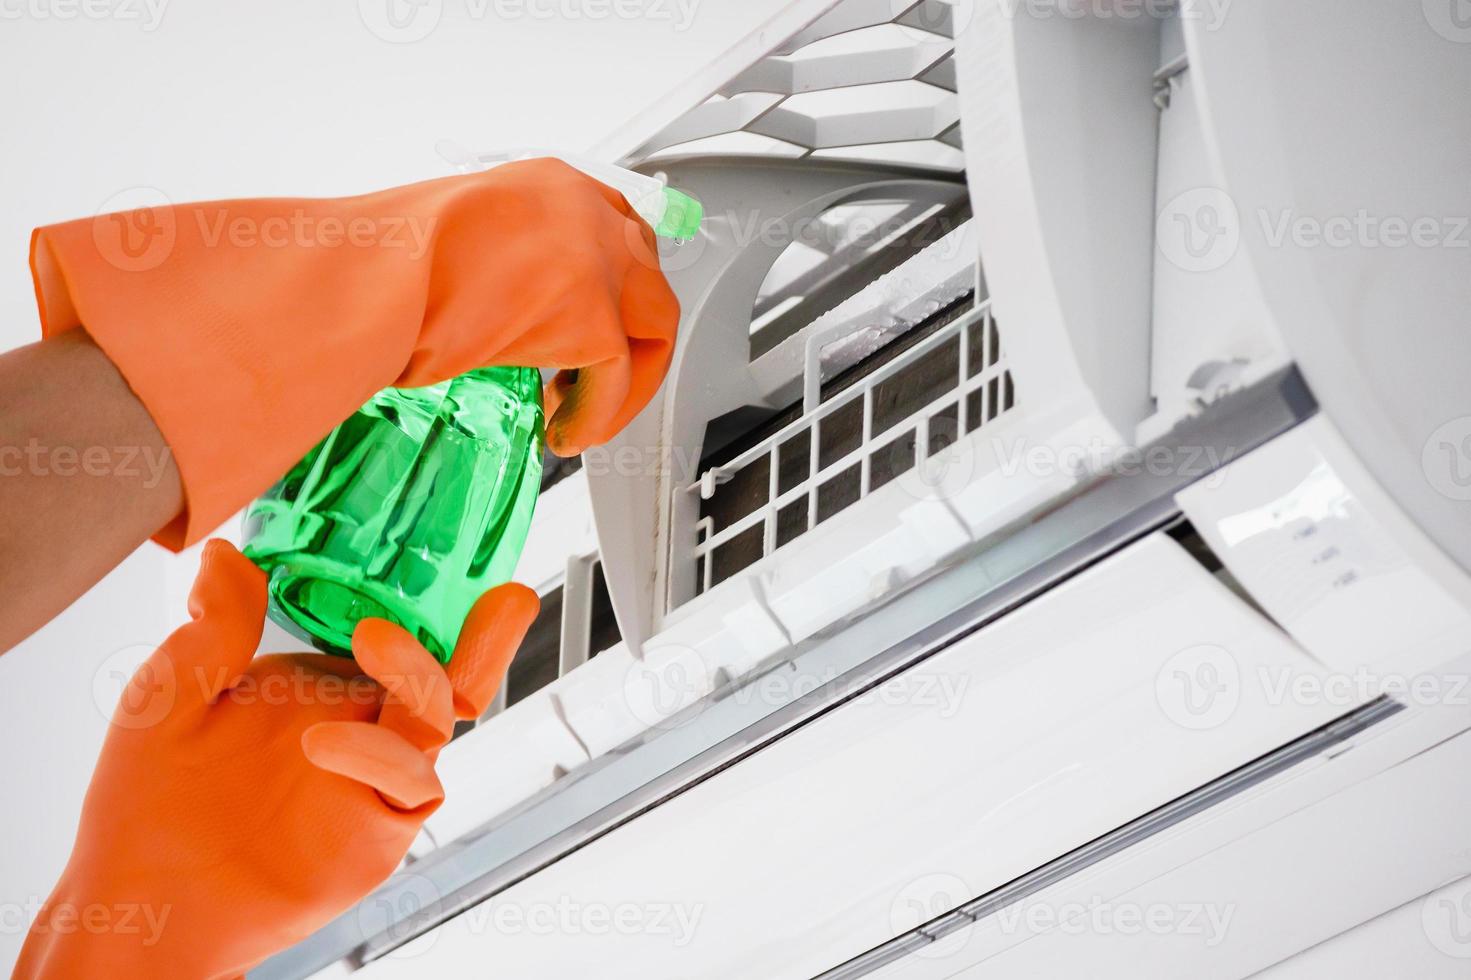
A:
14;540;539;980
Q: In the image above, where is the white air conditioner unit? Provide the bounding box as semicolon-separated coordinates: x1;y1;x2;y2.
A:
257;3;1471;977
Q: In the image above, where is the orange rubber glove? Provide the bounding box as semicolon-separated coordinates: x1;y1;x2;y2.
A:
14;540;539;980
28;159;679;550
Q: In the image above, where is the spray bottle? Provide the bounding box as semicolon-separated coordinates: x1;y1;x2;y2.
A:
242;150;699;662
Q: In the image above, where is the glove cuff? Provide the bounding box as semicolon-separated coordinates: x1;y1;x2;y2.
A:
29;196;426;550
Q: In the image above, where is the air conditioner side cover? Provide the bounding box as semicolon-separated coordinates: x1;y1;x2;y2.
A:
1184;3;1471;576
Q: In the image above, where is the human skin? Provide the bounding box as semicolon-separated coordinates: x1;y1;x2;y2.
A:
0;328;182;653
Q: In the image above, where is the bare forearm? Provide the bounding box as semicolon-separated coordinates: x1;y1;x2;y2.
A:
0;329;182;652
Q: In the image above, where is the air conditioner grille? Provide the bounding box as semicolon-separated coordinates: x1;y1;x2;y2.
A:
627;0;966;172
692;295;1011;595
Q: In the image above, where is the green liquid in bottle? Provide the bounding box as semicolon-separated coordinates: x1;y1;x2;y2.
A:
242;366;543;663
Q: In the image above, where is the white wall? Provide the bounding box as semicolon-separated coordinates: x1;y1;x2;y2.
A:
0;0;785;971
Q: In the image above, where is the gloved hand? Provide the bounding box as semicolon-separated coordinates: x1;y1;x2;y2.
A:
14;540;539;980
29;158;680;550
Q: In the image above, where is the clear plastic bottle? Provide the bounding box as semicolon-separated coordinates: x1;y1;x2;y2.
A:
242;366;543;663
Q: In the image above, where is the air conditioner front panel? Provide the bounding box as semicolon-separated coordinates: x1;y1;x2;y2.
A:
861;716;1471;980
353;531;1353;980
